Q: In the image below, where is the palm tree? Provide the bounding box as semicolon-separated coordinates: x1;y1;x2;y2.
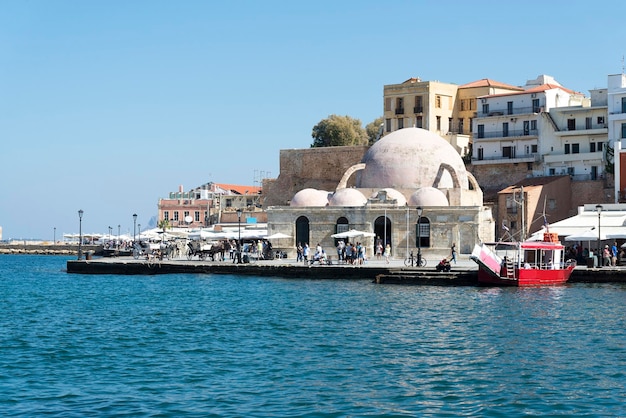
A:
158;219;170;236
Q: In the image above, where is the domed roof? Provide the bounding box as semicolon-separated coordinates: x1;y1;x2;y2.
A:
290;188;329;207
328;188;367;206
356;127;468;190
370;188;407;206
408;187;449;206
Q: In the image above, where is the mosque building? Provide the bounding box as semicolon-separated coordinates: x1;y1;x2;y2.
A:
266;127;495;259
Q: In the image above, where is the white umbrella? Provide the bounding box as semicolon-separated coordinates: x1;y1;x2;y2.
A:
331;229;376;239
266;232;291;240
188;229;219;240
564;229;599;241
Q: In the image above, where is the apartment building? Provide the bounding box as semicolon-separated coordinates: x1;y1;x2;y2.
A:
383;77;458;134
608;73;626;201
383;76;522;158
472;75;584;164
541;88;607;180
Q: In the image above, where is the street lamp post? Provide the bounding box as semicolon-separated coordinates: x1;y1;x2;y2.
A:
53;227;56;244
596;204;603;268
138;224;141;242
117;224;120;248
133;214;137;242
416;206;423;267
108;226;112;242
78;209;84;260
236;208;242;263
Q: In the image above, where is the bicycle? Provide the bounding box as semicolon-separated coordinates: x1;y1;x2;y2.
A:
404;250;427;267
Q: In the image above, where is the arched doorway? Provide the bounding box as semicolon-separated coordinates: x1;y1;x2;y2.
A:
374;216;392;254
295;216;310;247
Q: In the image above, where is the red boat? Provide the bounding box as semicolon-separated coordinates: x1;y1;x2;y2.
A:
470;233;576;286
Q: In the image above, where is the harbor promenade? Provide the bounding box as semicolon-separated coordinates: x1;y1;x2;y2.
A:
66;254;626;285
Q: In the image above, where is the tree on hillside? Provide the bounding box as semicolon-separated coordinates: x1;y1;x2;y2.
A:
365;117;383;145
311;115;368;147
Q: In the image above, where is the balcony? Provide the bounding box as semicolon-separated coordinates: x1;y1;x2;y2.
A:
475;129;538;140
477;106;540;117
395;108;405;115
543;151;602;164
413;106;423;113
472;153;539;165
555;126;608;137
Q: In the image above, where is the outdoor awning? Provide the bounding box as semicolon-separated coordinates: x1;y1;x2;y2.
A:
528;208;626;242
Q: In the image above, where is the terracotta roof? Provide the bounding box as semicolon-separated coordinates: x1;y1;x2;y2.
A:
499;176;569;193
459;78;523;90
214;183;261;195
480;83;577;99
524;83;576;94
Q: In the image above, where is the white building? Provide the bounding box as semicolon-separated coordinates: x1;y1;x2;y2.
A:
540;88;607;180
471;75;605;179
608;73;626;201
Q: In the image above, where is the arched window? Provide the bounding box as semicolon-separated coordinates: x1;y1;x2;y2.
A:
334;217;349;245
336;217;349;234
416;217;431;248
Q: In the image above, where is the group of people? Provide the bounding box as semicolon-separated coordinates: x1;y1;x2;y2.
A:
295;242;329;265
295;240;393;265
227;238;275;264
601;242;621;267
335;240;368;265
568;242;624;267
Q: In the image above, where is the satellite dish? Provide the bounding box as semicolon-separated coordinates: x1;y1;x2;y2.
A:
184;216;193;224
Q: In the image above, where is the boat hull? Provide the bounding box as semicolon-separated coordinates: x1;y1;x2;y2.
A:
476;264;574;286
471;242;575;287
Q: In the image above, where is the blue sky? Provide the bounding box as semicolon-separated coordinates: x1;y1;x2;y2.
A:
1;0;625;239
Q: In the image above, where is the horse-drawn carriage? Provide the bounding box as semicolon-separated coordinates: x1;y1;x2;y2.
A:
186;240;225;261
134;241;179;260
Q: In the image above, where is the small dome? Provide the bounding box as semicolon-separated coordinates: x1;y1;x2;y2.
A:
290;188;330;207
370;188;407;206
408;187;449;206
329;188;367;206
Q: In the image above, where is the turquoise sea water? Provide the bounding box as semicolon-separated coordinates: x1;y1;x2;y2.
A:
0;255;625;417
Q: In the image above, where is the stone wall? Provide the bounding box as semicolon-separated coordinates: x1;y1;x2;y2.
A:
468;163;533;199
263;146;369;206
0;244;102;255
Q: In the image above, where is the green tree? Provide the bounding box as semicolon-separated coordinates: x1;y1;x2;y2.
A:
158;219;170;232
365;117;383;145
311;115;368;147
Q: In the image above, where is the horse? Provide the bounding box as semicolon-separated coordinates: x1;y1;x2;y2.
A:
207;239;227;261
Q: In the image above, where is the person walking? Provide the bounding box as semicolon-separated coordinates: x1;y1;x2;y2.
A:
611;241;618;266
384;244;391;264
296;242;303;262
603;245;612;267
450;243;457;264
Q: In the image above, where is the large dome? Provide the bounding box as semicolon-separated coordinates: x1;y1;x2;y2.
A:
356;127;468;190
